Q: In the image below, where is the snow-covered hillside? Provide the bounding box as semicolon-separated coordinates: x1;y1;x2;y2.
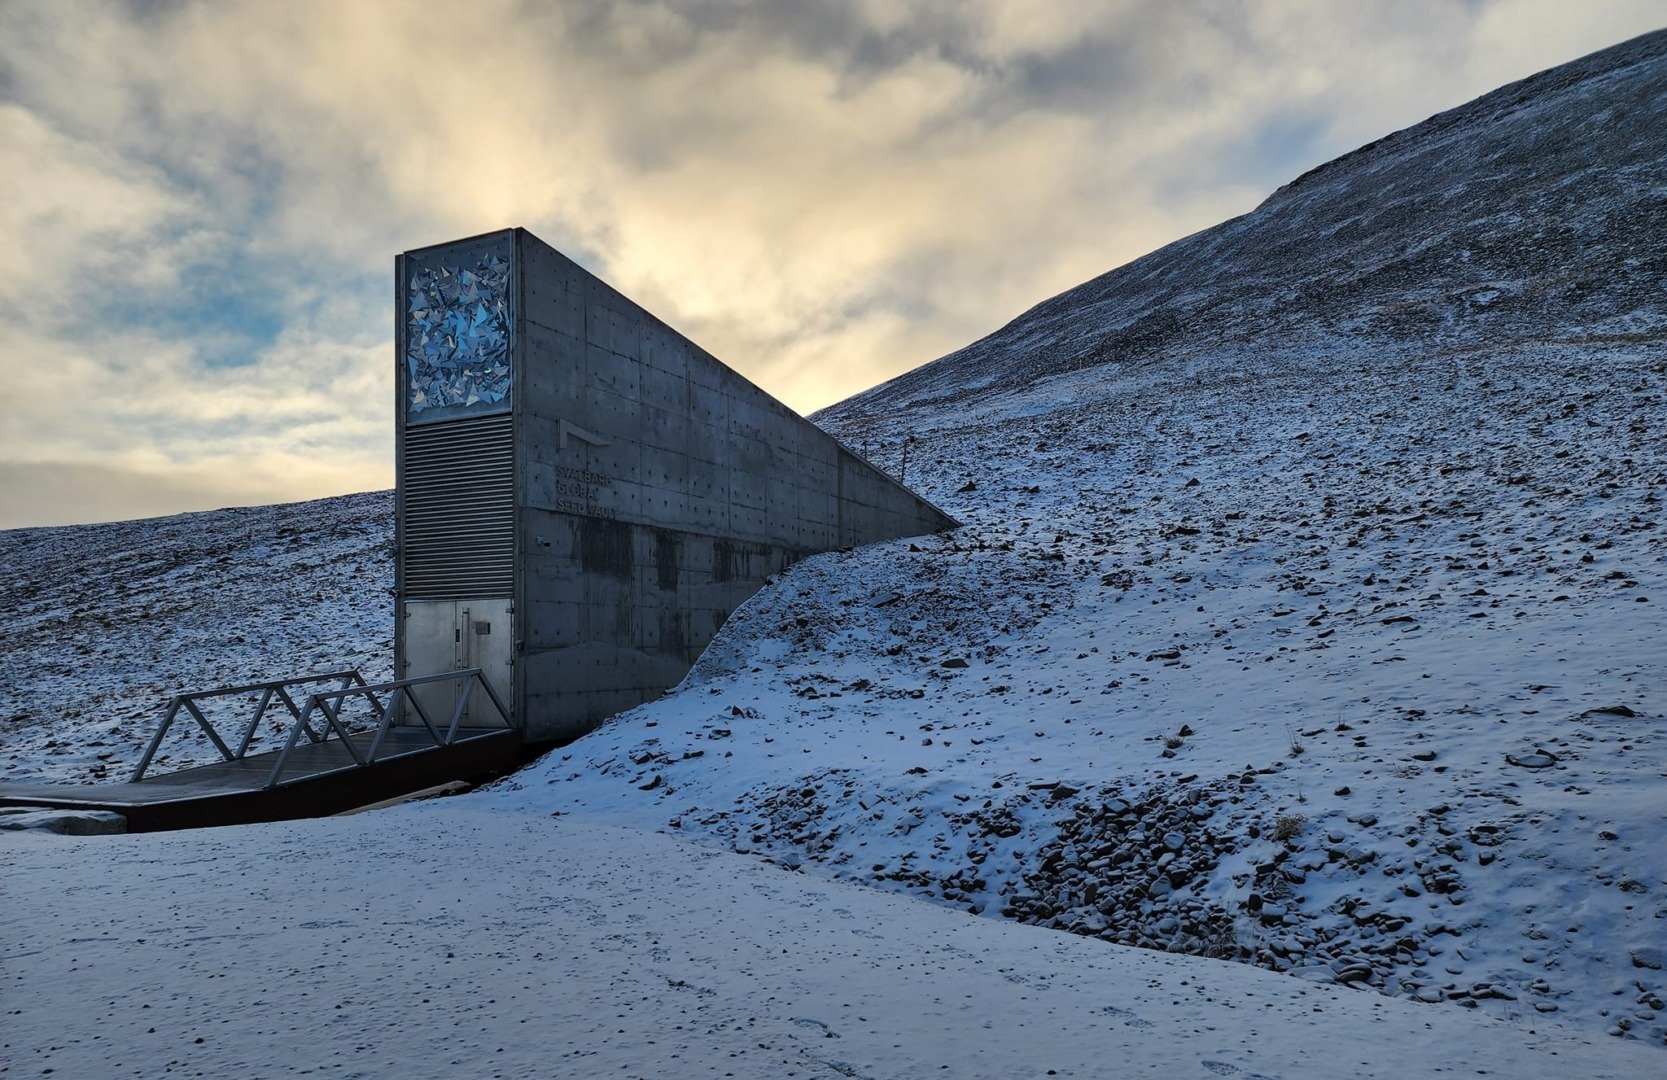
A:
4;27;1666;1073
481;29;1667;1050
823;28;1667;418
1;491;393;783
501;336;1667;1048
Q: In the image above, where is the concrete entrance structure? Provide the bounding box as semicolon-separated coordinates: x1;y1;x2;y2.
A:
395;228;956;743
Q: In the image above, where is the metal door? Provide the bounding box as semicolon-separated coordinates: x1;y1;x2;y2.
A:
401;598;513;729
456;599;512;727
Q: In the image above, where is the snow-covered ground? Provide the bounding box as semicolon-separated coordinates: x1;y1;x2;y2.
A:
5;802;1661;1079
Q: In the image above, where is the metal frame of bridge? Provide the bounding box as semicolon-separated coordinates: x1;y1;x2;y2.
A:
0;669;528;832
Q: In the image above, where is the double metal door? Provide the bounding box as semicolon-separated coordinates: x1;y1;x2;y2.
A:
400;598;513;729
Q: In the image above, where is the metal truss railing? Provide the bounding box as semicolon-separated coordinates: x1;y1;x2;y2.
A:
131;670;374;783
261;669;513;789
131;668;515;790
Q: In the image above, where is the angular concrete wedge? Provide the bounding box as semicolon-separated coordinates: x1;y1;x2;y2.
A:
395;227;956;742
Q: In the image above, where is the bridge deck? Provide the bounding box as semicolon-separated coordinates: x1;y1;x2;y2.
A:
0;727;524;831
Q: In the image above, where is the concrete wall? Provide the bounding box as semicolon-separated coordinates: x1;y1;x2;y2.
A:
395;227;955;744
511;228;954;741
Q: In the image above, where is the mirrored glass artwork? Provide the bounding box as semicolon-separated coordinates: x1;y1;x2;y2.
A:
406;253;511;418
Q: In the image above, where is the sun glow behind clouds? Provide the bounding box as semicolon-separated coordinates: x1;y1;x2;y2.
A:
1;0;1663;527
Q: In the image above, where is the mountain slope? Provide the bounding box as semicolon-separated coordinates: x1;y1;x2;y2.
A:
822;27;1667;422
494;32;1667;1047
507;335;1666;1046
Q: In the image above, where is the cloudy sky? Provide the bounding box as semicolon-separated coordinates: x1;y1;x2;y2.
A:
2;1;1662;528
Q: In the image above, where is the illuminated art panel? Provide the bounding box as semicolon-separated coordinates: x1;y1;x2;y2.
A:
405;249;512;421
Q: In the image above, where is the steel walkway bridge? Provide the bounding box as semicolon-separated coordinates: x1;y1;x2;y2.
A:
0;669;526;831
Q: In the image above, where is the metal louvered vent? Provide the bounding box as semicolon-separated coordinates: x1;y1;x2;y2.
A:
401;412;515;599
